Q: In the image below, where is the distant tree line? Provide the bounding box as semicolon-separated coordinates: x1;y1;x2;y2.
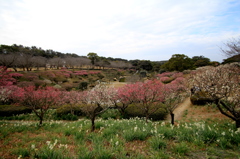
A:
0;44;133;71
1;42;237;72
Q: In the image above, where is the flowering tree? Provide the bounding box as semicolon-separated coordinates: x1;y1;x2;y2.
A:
19;86;61;126
164;80;188;125
190;63;240;128
133;80;165;123
81;84;112;131
60;90;82;115
110;84;137;117
0;86;24;104
0;66;16;86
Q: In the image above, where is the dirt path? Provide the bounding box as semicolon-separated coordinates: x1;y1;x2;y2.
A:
166;97;192;121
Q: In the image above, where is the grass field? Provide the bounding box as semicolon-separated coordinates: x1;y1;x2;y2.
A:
0;116;240;159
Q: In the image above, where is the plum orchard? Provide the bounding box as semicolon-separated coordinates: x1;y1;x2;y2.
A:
189;63;240;128
1;71;187;129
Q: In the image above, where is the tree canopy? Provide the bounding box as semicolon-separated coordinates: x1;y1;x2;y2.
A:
161;54;194;72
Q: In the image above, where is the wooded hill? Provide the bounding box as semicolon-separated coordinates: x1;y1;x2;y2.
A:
0;44;230;72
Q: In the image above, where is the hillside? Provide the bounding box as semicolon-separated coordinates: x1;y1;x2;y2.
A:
166;97;229;123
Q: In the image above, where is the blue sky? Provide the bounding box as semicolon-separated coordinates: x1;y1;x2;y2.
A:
0;0;240;62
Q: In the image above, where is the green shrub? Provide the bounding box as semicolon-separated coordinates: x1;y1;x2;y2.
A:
53;77;67;83
100;109;121;120
190;91;214;105
119;77;125;82
56;105;83;117
56;113;78;121
79;81;88;91
0;105;32;117
125;104;167;120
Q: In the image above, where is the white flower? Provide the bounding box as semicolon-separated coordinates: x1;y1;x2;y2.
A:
235;128;240;134
115;141;119;146
54;139;58;146
134;126;138;132
221;132;225;136
46;141;51;146
31;144;35;150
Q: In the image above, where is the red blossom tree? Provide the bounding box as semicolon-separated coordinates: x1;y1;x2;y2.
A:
18;86;61;126
0;66;16;86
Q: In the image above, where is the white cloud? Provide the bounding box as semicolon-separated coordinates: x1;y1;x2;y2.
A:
0;0;239;62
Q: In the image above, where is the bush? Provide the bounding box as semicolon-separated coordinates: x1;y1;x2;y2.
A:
119;77;125;82
190;91;214;105
0;105;32;117
56;104;83;117
125;104;167;120
100;109;122;120
56;113;78;121
79;81;88;91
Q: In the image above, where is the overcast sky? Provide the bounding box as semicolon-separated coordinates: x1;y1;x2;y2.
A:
0;0;240;62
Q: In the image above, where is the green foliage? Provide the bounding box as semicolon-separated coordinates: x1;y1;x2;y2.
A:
148;136;167;150
192;55;210;67
161;54;194;71
119;77;125;82
100;109;121;120
11;147;30;158
78;81;88;91
97;73;104;79
56;105;83;117
222;54;240;64
56;113;78;121
125;104;167;120
87;52;99;65
172;142;190;155
0;105;32;117
190;91;214;105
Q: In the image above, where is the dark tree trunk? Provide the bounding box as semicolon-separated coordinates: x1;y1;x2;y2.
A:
91;115;96;132
39;116;43;126
236;120;240;129
171;113;175;125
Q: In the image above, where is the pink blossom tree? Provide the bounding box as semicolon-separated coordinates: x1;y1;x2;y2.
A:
0;86;24;104
110;84;137;117
60;90;82;115
18;86;61;126
133;80;165;123
0;66;16;86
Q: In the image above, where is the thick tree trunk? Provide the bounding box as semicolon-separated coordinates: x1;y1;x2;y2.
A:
171;113;175;125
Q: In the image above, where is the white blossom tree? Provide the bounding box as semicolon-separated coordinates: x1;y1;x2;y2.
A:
190;63;240;128
81;84;113;131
